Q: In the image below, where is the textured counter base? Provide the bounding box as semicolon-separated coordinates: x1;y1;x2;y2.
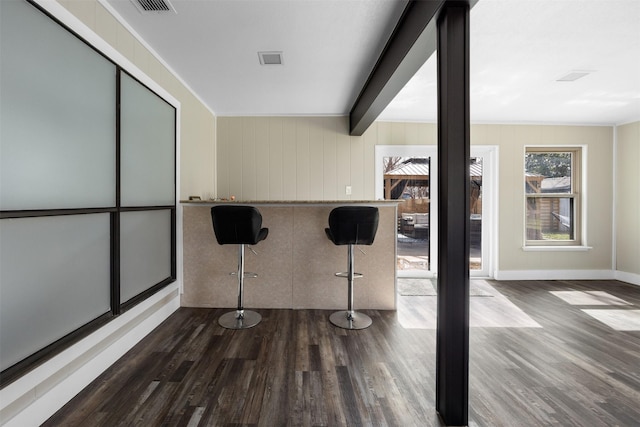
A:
182;205;396;310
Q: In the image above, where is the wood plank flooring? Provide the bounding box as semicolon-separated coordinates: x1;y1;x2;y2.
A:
44;280;640;426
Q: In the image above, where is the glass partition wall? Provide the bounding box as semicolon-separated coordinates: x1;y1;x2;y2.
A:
0;0;176;385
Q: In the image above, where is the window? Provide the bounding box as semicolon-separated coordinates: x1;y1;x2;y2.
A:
525;147;582;246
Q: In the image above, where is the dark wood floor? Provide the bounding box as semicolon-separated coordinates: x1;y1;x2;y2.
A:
44;280;640;426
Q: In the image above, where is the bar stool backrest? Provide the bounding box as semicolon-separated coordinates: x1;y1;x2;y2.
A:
211;205;269;245
326;206;379;246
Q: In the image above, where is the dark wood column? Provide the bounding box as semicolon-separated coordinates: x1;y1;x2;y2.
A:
436;2;470;426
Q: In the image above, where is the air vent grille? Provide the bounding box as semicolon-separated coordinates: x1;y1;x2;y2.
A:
556;71;592;82
258;51;284;66
131;0;176;13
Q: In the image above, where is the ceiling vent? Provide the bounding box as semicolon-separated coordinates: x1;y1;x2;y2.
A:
258;51;284;66
556;70;593;82
131;0;176;14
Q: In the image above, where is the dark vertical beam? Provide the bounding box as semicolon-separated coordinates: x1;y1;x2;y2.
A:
436;2;470;426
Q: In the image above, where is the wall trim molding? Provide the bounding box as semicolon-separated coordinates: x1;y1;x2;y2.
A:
494;269;615;281
494;270;640;286
0;284;180;427
615;271;640;287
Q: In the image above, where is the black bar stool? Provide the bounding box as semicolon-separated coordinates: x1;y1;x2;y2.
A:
325;206;379;329
211;205;268;329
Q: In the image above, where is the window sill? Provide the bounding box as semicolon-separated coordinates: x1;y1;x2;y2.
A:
522;245;592;252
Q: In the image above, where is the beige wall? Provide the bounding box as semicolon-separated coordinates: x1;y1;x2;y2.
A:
217;117;439;201
217;116;616;275
616;121;640;278
58;0;216;200
473;124;614;274
218;116;371;200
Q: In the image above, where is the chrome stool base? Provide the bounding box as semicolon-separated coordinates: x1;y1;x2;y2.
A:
219;309;262;329
329;310;372;330
325;206;379;331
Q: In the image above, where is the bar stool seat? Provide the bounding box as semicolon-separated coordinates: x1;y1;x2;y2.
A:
211;205;268;329
325;206;379;329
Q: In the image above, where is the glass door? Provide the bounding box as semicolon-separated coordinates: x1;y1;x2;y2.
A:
376;145;496;278
470;156;483;272
376;146;438;278
470;146;496;278
387;155;432;274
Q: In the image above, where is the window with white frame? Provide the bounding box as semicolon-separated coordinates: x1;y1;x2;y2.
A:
525;147;582;246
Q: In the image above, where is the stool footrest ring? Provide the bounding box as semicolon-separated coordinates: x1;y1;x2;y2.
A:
335;272;363;279
230;272;258;278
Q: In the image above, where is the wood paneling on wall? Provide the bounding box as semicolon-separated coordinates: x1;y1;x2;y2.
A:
218;117;379;201
216;117;437;202
217;117;621;277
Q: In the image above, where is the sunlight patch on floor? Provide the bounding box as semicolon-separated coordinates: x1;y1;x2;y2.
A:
397;280;542;329
581;309;640;331
550;291;632;306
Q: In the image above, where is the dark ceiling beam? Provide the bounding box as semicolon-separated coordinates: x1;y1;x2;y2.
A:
349;0;444;136
349;0;478;136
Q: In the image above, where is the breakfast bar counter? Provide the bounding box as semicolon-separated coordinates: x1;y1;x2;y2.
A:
181;200;398;310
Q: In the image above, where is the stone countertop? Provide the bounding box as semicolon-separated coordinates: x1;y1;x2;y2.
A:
180;199;400;206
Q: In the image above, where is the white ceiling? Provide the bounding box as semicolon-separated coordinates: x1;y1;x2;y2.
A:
105;0;640;126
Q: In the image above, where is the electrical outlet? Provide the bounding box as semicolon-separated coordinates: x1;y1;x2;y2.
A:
345;186;352;195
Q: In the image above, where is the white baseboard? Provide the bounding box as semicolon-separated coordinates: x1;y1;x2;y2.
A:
494;269;640;286
0;284;180;427
615;270;640;286
494;269;615;281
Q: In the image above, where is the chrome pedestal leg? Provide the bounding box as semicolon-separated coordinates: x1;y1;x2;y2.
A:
330;244;372;330
219;244;261;329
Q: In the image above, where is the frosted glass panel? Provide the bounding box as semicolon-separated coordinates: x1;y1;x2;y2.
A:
120;210;172;303
0;214;111;371
121;73;176;206
0;0;116;210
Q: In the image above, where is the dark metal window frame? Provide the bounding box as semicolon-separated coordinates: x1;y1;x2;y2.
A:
0;0;177;387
